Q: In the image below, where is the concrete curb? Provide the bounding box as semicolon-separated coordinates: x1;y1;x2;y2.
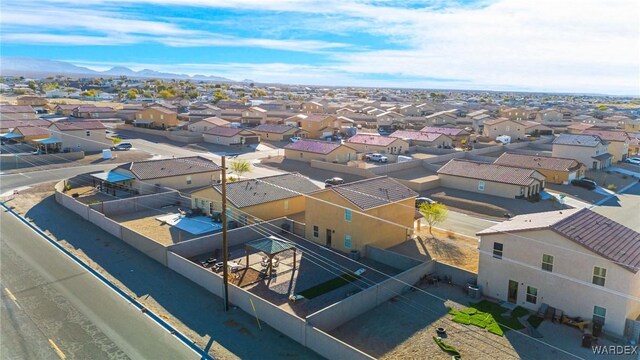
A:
0;201;214;360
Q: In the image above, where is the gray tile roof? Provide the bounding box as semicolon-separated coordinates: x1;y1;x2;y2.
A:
212;172;319;208
438;159;542;186
551;209;640;273
553;134;604;147
494;153;583;172
119;156;221;180
328;176;418;210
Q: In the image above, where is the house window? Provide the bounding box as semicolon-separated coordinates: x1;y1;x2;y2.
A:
493;242;503;259
86;130;91;136
186;176;192;185
150;114;154;119
344;234;352;249
344;209;352;222
200;199;206;209
194;197;198;207
593;306;606;325
300;153;303;158
592;266;606;286
313;225;319;238
478;180;485;191
284;200;289;210
160;114;164;120
542;254;553;272
526;286;537;304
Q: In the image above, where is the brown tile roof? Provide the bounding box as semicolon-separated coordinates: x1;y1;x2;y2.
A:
346;134;401;146
13;126;49;137
118;156;221;180
390;130;445;142
143;106;177;115
284;139;346;154
50;121;106;131
0;119;50;129
252;124;298;134
494;153;583;172
582;129;630;142
203;126;244;137
420;126;468;136
300;114;334;122
326;176;418;210
437;159;543;186
0;105;35;113
199;117;230;126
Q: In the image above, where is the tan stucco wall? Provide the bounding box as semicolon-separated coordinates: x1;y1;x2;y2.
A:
439;174;541;198
478;229;640;336
483;120;526;139
534;167;584;185
304;190;415;254
552;143;610;169
122;170;220;192
136;108;178;127
252;128;298;141
607;141;630;162
284;146;357;164
300;116;338;138
49;128;110;152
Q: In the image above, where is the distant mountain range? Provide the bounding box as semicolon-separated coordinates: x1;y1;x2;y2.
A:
0;57;233;82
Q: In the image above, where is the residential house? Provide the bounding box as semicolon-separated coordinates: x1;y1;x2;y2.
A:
624;120;640;133
420;126;470;146
482;118;553;140
116;104;144;122
286;114;340;139
567;123;595;134
284;139;356;163
190;172;319;223
0;105;38;120
499;106;538;120
0;119;50;133
389;130;453;148
48;121;110;152
241;106;268;126
552;134;612;170
11;126;50;145
16;96;47;110
301;101;325;113
628;136;639;157
437;159;546;199
188;117;230;133
202;126;260;146
476;209;640;337
397;104;420;117
188;104;221;122
72;106;116;119
55;104;88;116
251;124;306;141
535;109;564;123
345;134;409;155
466;110;491;132
424;110;458;126
493;153;586;185
135;106;179;129
115;156;221;192
603;115;633;128
416;102;437;116
305;177;418;254
582;130;630;162
572;115;599;124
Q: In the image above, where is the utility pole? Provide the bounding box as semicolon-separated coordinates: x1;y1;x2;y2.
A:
221;155;229;311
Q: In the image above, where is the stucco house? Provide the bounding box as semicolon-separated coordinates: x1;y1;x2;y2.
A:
567;123;595;134
188;117;230;133
16;95;47;107
552;134;612;170
345;134;409;155
493;153;586;185
48;121;110;152
483;118;553;140
190;172;319;223
301;101;325;113
135;106;179;129
499;106;538;121
241;106;268;126
389;130;453;148
420;126;470;146
11;126;50;145
72;106;116;119
202;126;260;146
477;209;640;338
305;176;418;255
437;159;546;199
535;109;563;123
284;139;356;163
286;114;340;139
250;124;306;141
582;129;630;162
0;105;38;120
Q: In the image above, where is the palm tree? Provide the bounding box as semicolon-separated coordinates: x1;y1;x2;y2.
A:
230;160;252;180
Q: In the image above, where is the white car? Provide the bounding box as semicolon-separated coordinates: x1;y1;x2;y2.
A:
289;137;301;143
365;153;388;163
625;157;640;165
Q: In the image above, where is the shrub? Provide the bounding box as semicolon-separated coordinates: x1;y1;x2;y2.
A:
71;193;79;198
607;184;617;191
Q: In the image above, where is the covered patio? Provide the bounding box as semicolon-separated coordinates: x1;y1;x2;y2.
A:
0;132;24;144
34;138;63;153
245;236;297;276
90;171;137;197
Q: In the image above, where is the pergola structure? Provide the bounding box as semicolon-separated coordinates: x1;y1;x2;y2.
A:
245;236;296;276
90;171;136;196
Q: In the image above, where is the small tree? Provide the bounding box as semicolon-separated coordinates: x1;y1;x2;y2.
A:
230;160;252;179
419;203;448;236
112;136;122;145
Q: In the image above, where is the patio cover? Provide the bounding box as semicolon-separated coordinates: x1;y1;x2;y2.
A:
35;138;62;144
91;171;135;183
0;132;24;139
245;236;297;274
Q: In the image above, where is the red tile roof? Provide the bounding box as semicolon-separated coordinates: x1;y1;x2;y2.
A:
389;130;445;142
346;134;400;146
494;153;583;172
437;159;543;186
284;139;345;154
50;121;106;131
582;129;630;142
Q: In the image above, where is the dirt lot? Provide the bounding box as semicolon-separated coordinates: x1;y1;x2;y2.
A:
1;181;56;215
109;207;202;246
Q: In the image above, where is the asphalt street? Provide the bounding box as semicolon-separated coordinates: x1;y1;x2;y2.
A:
594;182;640;232
428;210;500;237
0;164;117;194
0;210;199;360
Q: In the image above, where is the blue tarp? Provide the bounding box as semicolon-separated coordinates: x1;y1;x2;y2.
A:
35;138;62;144
91;171;135;183
0;132;24;139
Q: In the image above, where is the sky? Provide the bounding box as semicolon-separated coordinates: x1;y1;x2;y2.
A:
1;0;638;95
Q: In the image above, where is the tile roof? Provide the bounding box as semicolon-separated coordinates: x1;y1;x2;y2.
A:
346;134;400;146
582;129;630;142
494;153;583;172
119;156;221;180
482;117;510;126
567;123;594;130
284;139;345;154
0;105;35;113
211;172;319;208
0;119;50;128
477;209;582;235
327;176;418;210
437;159;542;186
143;106;177;115
420;126;467;136
75;106;114;112
553;134;604;147
13;126;49;137
300;114;334;122
389;130;445;142
252;124;298;134
51;121;106;131
203;126;244;137
198;117;230;126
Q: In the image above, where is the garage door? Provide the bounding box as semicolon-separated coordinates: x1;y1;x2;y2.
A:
244;136;260;144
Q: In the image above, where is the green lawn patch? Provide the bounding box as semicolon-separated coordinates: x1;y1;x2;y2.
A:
511;306;530;319
527;315;544;329
298;273;360;299
449;301;526;336
433;336;461;358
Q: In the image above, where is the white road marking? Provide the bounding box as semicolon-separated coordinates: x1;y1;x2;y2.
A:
18;172;32;178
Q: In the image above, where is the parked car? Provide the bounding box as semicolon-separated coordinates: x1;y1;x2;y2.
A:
324;177;345;188
365;153;388;163
289;137;301;143
415;197;436;208
625;157;640;165
112;142;133;151
571;178;597;190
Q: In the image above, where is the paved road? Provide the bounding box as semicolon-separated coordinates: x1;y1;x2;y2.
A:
426;210;499;237
0;164;117;194
0;210;198;360
594;182;640;232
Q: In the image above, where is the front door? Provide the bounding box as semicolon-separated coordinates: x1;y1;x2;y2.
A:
326;229;332;247
508;280;518;304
